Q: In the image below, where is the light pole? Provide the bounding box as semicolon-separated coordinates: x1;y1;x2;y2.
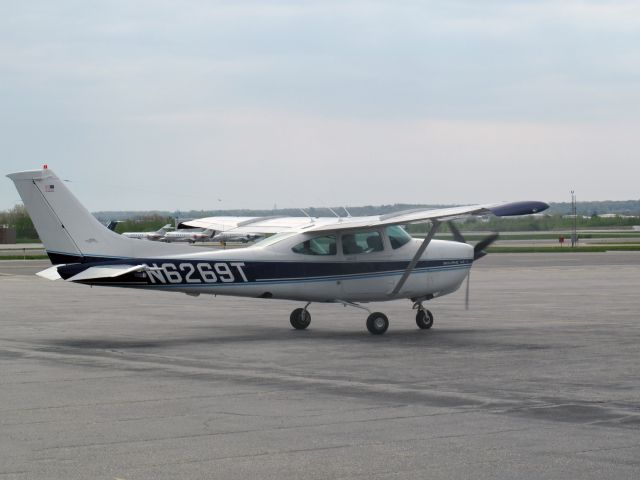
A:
571;190;577;247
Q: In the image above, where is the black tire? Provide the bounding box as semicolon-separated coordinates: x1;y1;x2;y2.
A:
290;308;311;330
416;309;434;329
366;312;389;335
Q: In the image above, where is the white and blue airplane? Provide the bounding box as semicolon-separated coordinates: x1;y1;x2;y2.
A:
7;166;548;334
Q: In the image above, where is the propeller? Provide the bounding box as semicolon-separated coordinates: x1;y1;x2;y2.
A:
447;222;500;309
473;232;500;260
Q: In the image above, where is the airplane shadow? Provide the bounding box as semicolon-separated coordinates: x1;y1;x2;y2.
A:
44;324;545;352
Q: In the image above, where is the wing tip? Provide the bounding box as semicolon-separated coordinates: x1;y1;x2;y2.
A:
489;201;550;217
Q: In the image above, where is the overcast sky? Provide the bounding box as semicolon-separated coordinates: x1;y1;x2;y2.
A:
2;0;639;211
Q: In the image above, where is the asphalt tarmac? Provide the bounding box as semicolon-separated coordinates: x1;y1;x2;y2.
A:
1;253;639;479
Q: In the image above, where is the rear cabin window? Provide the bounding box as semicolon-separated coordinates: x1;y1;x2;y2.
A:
342;231;384;255
386;226;411;249
292;235;337;256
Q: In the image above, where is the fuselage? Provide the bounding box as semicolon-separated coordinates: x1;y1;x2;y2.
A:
58;233;474;303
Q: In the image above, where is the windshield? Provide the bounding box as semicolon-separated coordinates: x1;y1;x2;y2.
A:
386;225;412;249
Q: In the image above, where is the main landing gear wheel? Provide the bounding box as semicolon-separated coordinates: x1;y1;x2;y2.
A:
416;309;434;329
366;312;389;335
290;308;311;330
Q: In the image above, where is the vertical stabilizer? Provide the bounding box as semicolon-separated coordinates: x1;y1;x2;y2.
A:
7;167;197;263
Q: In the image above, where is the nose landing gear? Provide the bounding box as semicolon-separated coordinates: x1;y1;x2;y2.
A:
413;302;434;329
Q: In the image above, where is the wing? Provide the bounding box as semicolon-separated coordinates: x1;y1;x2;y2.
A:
181;201;548;235
182;215;340;234
303;201;549;233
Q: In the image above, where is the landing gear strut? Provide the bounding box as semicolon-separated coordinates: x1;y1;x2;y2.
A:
290;303;311;330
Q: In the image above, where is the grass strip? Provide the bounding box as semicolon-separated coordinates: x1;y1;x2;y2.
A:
487;245;640;253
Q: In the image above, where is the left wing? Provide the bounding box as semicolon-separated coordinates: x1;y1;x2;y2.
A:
181;201;548;235
303;201;549;233
182;215;340;234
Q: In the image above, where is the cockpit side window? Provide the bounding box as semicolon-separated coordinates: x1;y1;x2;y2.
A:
386;225;411;249
292;235;337;256
342;230;384;255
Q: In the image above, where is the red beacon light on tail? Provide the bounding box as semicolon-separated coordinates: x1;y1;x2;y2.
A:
43;164;48;169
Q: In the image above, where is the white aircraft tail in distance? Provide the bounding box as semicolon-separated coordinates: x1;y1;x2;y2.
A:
122;224;173;241
7;166;549;334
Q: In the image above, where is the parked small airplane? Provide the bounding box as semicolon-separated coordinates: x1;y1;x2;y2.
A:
211;232;265;244
162;228;215;243
122;224;173;241
7;166;548;334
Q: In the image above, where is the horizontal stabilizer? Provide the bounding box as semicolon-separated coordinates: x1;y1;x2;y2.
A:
67;264;145;282
36;265;63;281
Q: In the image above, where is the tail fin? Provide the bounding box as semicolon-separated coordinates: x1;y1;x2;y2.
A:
7;167;196;264
157;224;173;234
106;220;121;231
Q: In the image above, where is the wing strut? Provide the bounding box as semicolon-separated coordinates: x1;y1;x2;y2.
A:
389;221;440;296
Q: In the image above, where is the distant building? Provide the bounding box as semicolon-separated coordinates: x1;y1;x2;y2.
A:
598;214;639;219
0;225;17;244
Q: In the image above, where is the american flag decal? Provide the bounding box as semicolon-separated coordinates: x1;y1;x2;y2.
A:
45;184;55;192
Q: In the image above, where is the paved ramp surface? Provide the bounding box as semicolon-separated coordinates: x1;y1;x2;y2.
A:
0;254;639;479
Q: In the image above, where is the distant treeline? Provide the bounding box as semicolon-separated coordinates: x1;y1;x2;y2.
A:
547;200;640;216
2;200;640;243
0;205;38;241
112;216;175;234
407;214;640;234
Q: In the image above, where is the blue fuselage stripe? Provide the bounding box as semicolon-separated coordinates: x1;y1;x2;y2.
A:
54;253;472;287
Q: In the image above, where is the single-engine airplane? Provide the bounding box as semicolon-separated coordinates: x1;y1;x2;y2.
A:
7;166;548;334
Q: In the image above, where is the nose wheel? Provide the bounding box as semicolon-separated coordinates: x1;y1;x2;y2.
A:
413;301;434;330
415;308;434;329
